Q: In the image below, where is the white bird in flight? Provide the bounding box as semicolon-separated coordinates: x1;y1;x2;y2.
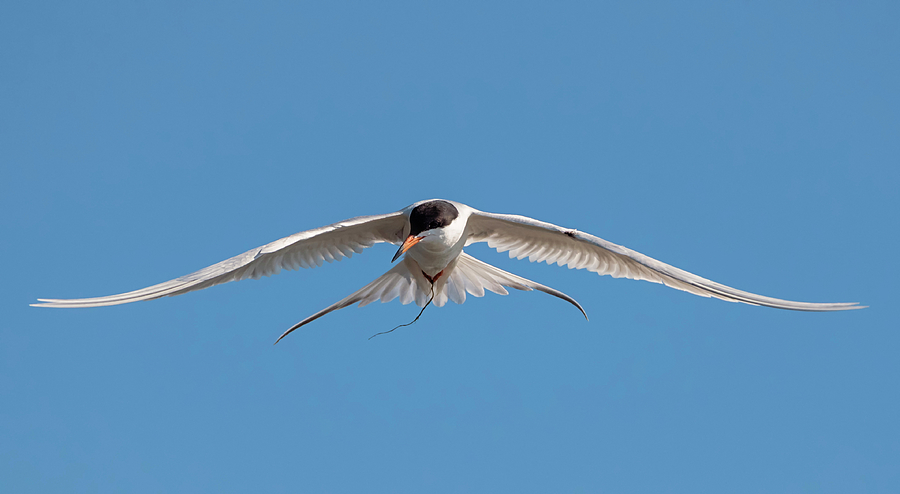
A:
33;199;863;342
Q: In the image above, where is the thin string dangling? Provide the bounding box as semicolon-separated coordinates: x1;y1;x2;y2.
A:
368;283;435;340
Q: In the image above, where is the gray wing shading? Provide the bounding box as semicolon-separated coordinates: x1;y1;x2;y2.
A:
466;211;863;311
33;212;407;308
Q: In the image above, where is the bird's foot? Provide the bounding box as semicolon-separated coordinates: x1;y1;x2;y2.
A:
422;270;444;284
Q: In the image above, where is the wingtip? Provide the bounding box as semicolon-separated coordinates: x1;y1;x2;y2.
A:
820;302;866;311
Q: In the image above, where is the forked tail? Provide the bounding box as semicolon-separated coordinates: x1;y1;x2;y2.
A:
274;252;586;343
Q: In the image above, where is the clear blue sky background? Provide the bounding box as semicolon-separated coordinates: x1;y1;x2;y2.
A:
2;1;898;492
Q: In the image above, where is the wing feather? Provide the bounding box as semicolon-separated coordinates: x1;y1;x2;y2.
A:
33;212;407;308
467;211;863;311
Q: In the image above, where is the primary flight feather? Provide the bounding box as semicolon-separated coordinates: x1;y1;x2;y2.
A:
33;199;863;342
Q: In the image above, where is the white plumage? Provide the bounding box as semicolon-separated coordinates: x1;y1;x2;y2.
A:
33;199;863;342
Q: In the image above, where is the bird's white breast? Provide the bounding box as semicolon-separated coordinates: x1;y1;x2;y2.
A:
407;210;471;276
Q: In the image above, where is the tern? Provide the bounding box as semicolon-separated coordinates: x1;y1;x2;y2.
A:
33;199;863;342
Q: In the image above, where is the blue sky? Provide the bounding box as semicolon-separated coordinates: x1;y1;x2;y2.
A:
2;1;898;492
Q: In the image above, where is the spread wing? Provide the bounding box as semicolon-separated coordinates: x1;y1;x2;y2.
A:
466;211;863;311
33;212;407;308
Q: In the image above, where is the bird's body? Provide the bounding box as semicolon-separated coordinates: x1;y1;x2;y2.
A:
33;199;863;342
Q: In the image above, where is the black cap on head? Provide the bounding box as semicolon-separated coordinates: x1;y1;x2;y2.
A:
409;200;459;236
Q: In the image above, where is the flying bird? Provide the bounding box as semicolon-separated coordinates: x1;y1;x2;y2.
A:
33;199;863;342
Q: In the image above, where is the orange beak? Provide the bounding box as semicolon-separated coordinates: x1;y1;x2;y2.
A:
392;235;422;262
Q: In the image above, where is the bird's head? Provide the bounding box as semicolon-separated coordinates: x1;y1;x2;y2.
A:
392;199;461;262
